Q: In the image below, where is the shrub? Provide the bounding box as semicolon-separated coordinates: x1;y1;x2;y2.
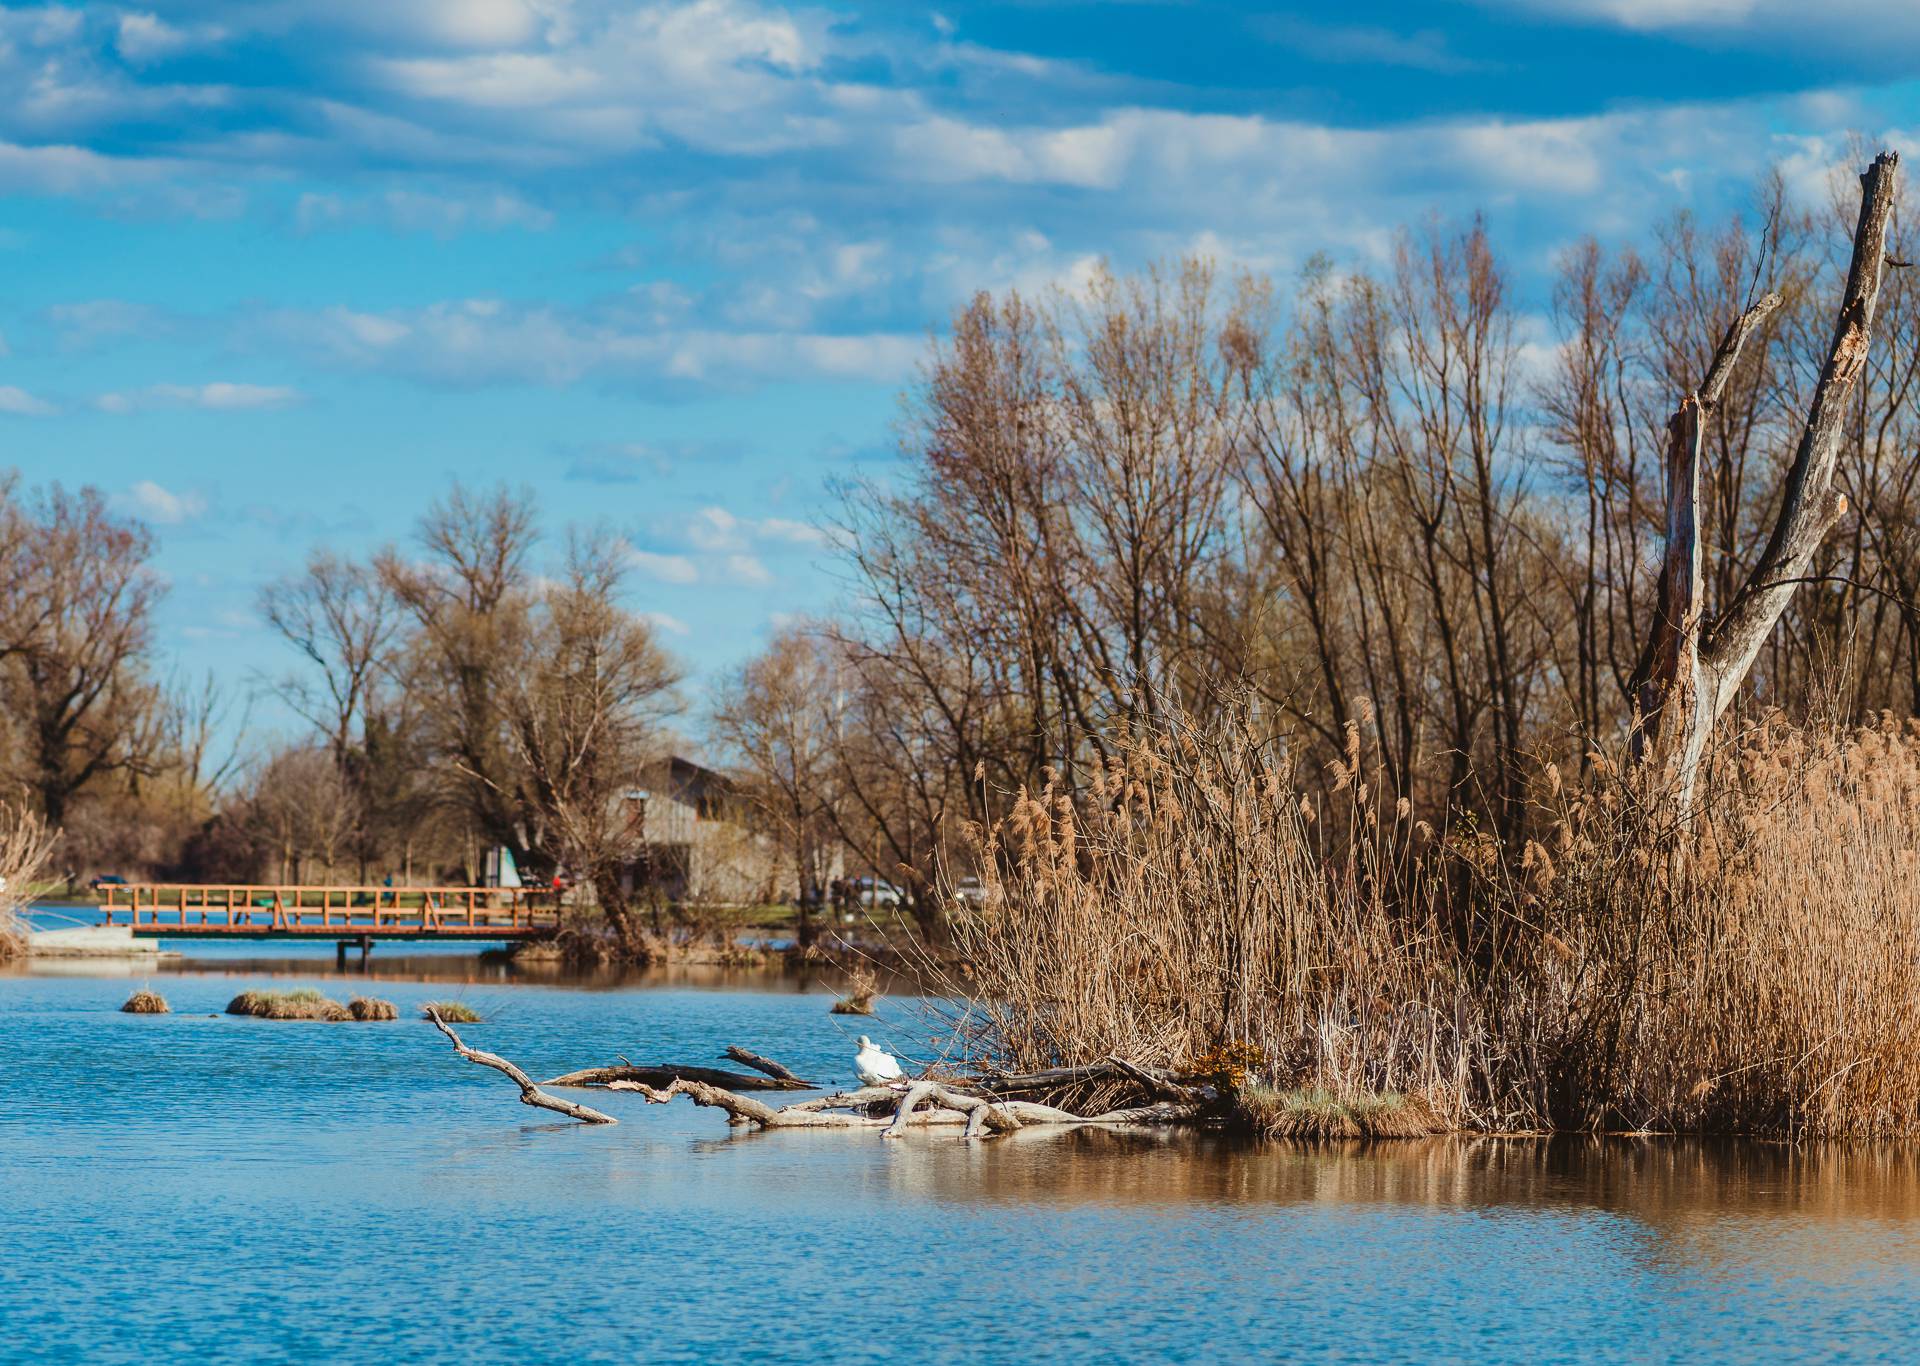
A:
227;988;352;1022
1234;1086;1440;1140
421;1001;481;1023
829;967;878;1016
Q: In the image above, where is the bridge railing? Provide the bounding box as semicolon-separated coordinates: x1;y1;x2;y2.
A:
99;884;562;934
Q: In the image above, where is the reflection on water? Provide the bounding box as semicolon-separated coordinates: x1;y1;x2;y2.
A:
3;961;1918;1362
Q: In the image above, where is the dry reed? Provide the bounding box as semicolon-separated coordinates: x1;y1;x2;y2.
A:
0;803;57;962
120;989;170;1015
227;989;352;1021
421;1001;481;1023
347;996;398;1021
947;703;1920;1140
830;966;878;1016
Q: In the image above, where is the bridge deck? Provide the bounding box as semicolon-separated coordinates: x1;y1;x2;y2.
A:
100;884;561;940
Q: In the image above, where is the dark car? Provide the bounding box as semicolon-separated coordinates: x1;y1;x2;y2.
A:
89;874;128;891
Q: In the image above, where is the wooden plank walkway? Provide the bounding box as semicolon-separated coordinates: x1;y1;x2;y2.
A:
99;884;561;940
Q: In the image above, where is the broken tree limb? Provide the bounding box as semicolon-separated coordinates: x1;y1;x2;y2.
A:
722;1045;814;1086
427;1008;617;1125
883;1082;1023;1139
1636;150;1901;820
542;1063;811;1091
1106;1054;1207;1104
626;1073;1201;1138
973;1059;1185;1097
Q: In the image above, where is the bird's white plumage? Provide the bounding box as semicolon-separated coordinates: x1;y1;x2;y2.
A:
854;1035;903;1087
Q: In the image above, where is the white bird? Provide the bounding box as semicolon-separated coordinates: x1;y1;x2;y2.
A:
854;1035;903;1087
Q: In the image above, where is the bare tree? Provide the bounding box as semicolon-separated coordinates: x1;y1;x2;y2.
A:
712;626;848;945
1637;151;1901;814
0;484;161;828
495;532;681;958
260;551;400;763
380;483;540;866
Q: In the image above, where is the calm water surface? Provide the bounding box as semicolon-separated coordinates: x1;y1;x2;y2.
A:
4;938;1919;1363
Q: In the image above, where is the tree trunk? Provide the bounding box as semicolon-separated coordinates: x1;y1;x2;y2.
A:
1636;151;1900;819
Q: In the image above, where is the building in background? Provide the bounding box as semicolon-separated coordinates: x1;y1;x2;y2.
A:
624;756;827;906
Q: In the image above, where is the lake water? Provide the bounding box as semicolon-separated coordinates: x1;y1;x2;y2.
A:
5;939;1920;1363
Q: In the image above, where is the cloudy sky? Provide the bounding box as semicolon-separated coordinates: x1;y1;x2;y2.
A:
3;0;1917;744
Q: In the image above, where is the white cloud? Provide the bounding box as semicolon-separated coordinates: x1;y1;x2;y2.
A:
116;13;227;65
112;480;206;524
641;610;692;636
0;385;55;416
687;506;742;550
1491;0;1757;27
264;295;920;391
295;188;553;235
0;141;172;194
757;516;827;546
370;0;832;156
625;547;699;584
47;299;169;348
681;504;827;552
97;382;303;412
725;553;773;586
1487;0;1920;31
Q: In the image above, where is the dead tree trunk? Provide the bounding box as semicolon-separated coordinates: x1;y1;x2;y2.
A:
1635;150;1900;818
427;1009;618;1124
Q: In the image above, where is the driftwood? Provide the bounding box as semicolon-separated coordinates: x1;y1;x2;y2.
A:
542;1063;810;1091
974;1059;1185;1097
722;1045;814;1086
620;1074;1202;1139
425;1016;1208;1139
427;1008;617;1125
1636;150;1902;818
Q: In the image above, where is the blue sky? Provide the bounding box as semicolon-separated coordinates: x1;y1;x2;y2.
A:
3;0;1919;751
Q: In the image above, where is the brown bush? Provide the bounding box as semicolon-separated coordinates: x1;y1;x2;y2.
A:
947;703;1920;1140
227;989;351;1022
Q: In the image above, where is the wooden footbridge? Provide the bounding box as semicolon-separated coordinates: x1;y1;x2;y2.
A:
99;884;561;964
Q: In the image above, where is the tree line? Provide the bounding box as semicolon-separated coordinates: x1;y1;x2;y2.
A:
715;161;1920;928
12;160;1918;950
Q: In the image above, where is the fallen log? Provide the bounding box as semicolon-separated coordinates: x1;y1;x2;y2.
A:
973;1060;1186;1097
1106;1054;1207;1104
427;1009;617;1125
542;1063;811;1091
623;1074;1203;1138
722;1045;814;1086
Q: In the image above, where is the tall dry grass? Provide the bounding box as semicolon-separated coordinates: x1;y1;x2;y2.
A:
0;804;56;962
947;705;1920;1139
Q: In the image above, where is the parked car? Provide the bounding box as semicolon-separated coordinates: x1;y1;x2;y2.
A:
847;877;903;910
949;877;989;909
89;874;128;891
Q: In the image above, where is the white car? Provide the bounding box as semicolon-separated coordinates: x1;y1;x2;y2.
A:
949;877;988;909
847;877;903;909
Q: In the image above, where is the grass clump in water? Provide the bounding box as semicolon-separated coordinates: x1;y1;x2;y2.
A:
829;966;878;1016
1235;1086;1440;1140
348;996;399;1021
422;1001;481;1023
227;988;352;1022
121;989;170;1015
